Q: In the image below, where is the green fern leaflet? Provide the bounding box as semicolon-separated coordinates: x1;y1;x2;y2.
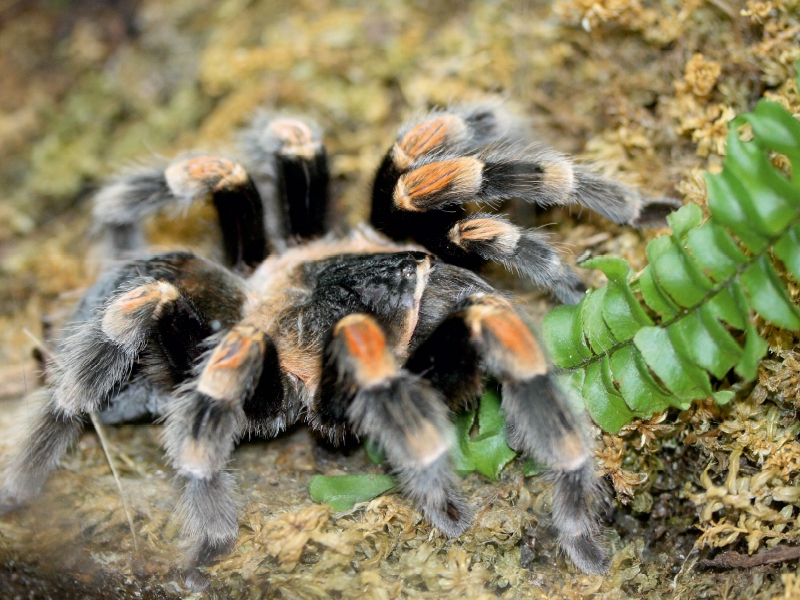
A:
543;98;800;433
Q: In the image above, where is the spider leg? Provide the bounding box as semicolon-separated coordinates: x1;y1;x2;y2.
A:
447;213;586;304
240;115;329;246
371;108;677;303
163;323;288;589
405;293;610;574
371;106;679;238
372;104;520;206
388;146;680;225
0;390;83;514
0;253;243;514
92;156;267;271
0;279;184;511
315;313;472;537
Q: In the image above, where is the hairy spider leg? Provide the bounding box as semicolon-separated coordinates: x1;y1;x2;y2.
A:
371;104;522;232
390;147;679;224
405;293;610;574
316;313;472;538
370;110;494;260
0;390;83;516
370;106;681;303
241;116;330;246
163;321;284;591
447;213;586;304
92;156;267;271
0;253;244;514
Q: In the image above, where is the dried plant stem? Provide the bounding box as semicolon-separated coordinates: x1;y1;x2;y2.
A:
90;411;140;554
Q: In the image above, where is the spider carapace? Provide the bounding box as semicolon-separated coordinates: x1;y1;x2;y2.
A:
0;104;679;589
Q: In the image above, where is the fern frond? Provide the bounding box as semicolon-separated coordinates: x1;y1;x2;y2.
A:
543;94;800;433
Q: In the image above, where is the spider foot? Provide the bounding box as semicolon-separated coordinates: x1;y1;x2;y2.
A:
319;313;473;537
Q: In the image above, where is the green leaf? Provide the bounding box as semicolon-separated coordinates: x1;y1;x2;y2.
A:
602;279;653;342
634;327;711;402
667;203;704;239
705;170;770;252
667;307;741;380
637;266;680;318
582;358;636;434
687;221;747;281
449;390;518;480
712;390;735;405
542;304;591;367
726;282;767;381
775;222;800;280
365;439;386;465
581;287;619;353
736;323;768;380
707;285;747;330
523;457;546;477
652;243;713;308
451;410;477;475
474;389;505;435
698;305;745;369
309;474;397;512
467;390;518;480
740;256;800;330
468;431;518;480
743;100;800;167
646;235;674;263
725;127;799;234
581;255;632;280
609;345;673;413
557;368;587;406
546;96;800;434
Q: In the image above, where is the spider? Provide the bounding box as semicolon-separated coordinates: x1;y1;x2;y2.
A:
0;104;679;590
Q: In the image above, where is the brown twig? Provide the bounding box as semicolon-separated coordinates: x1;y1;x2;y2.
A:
699;545;800;570
90;411;140;554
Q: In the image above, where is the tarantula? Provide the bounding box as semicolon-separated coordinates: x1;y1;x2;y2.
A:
0;104;678;590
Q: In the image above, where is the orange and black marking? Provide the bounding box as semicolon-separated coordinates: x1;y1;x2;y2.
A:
464;296;547;380
394;157;483;212
102;281;180;346
269;118;318;159
448;217;521;253
198;326;267;401
333;314;397;386
165;155;249;198
116;282;180;314
392;115;465;170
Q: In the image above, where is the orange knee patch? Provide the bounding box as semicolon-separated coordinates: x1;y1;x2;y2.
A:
392;115;465;170
198;326;266;401
184;156;238;182
448;218;521;253
208;327;265;370
466;300;547;379
334;315;396;386
269;119;318;158
165;156;249;198
116;281;179;314
394;158;483;211
102;281;180;344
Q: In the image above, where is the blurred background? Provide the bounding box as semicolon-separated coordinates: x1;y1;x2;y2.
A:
0;0;798;597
